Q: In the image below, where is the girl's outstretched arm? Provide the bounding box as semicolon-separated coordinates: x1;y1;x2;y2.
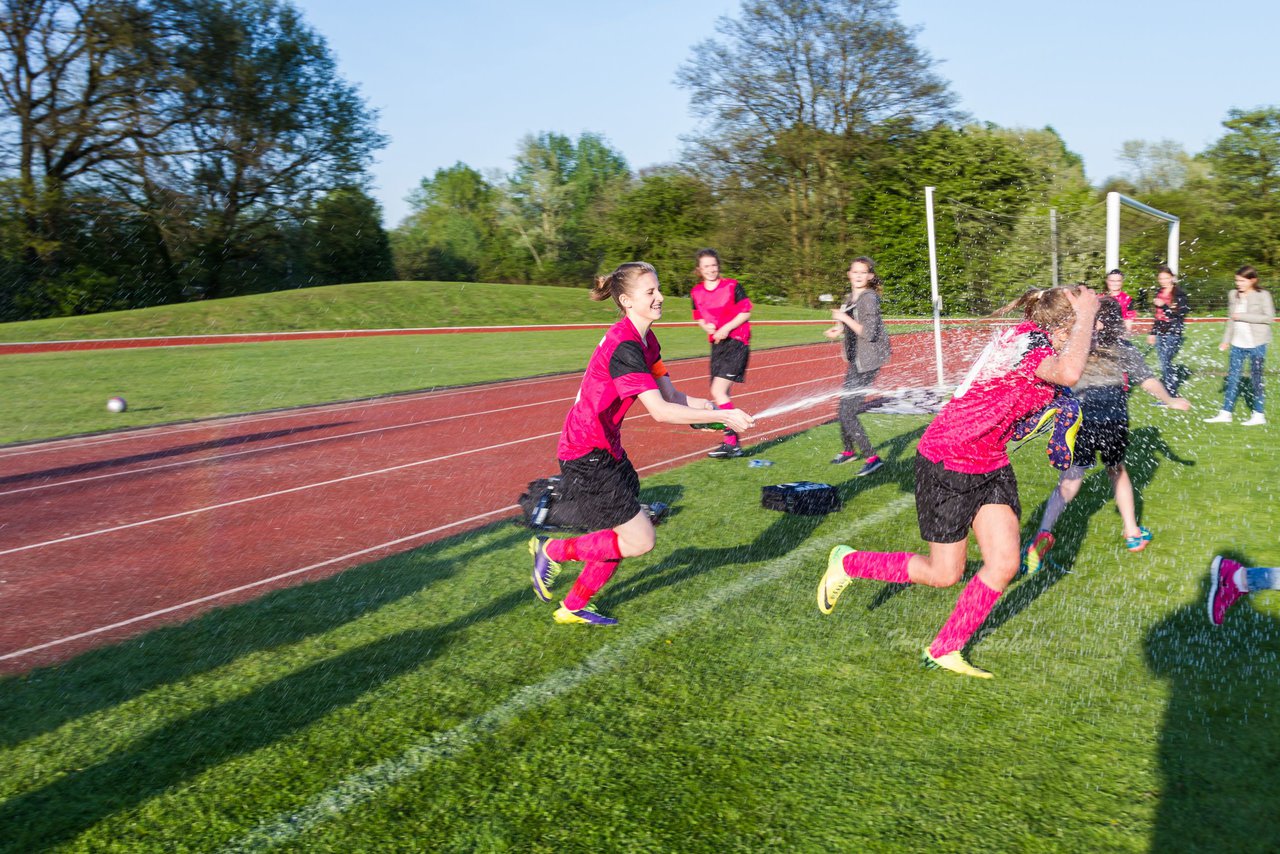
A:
1139;378;1190;410
637;387;755;433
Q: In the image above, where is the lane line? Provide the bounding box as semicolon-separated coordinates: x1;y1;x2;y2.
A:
221;496;915;852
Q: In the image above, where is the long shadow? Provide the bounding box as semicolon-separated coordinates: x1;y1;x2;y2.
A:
1145;568;1280;851
973;426;1196;646
0;526;528;748
0;580;542;852
0;421;355;485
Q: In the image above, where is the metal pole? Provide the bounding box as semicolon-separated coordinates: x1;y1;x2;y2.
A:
925;186;945;388
1105;191;1121;274
1050;207;1059;288
1167;220;1180;276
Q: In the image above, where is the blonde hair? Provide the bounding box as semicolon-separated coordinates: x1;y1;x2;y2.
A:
591;262;658;312
1014;285;1079;333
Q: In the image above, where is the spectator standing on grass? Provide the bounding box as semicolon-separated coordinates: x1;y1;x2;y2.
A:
1022;296;1191;576
824;256;891;476
690;249;752;459
1104;268;1137;334
1146;264;1190;399
816;285;1099;678
529;262;754;626
1205;265;1273;426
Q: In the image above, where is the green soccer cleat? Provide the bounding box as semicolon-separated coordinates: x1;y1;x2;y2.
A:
921;648;994;679
818;545;855;614
1021;531;1055;577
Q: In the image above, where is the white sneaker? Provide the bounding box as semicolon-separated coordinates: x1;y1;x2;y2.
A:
1204;410;1233;424
1242;412;1267;426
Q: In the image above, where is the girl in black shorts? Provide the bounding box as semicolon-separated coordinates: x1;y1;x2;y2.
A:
529;262;755;625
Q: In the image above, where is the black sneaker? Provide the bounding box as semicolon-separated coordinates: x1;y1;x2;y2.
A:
856;456;884;476
708;443;745;459
830;451;859;465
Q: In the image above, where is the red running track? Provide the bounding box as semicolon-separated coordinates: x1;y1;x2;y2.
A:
0;328;991;673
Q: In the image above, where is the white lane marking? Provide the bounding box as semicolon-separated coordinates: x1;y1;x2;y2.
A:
220;496;915;852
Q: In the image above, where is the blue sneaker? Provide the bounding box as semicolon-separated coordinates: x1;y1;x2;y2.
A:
529;536;562;602
553;604;618;626
1125;526;1153;552
856;456;884;477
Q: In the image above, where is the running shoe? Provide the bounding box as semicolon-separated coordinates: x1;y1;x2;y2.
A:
708;443;745;459
1204;410;1232;423
1208;555;1246;626
1243;412;1267;426
856;455;884;477
553;604;618;626
529;535;562;603
1021;531;1055;576
1125;526;1153;552
818;545;855;614
921;648;994;679
830;451;859;465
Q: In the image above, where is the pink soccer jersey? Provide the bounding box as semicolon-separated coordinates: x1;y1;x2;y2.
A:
691;279;752;345
558;317;663;461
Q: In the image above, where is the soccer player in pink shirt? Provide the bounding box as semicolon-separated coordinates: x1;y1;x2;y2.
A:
1104;269;1137;334
529;262;755;625
690;249;753;459
816;285;1099;677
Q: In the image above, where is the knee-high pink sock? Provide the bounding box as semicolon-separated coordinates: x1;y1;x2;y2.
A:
563;560;621;610
927;576;1002;658
842;551;913;584
546;529;622;564
719;401;738;444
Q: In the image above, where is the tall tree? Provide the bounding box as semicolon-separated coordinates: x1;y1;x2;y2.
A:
1198;107;1280;274
393;163;503;282
301;185;393;286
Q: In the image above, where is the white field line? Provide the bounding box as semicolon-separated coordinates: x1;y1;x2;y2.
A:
0;505;517;664
220;495;915;853
0;408;834;662
0;394;578;499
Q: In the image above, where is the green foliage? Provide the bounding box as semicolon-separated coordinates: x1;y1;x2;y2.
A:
302;187;395;286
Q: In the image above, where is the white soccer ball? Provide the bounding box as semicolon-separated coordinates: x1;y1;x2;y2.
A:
106;396;127;413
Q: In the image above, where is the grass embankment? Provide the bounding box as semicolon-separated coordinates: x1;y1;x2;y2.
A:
0;281;834;443
2;343;1277;849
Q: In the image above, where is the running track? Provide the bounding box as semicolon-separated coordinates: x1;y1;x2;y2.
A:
0;329;990;673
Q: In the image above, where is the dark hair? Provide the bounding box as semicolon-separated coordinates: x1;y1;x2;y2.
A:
694;249;720;280
1106;269;1123;278
848;256;883;293
591;262;658;312
1156;264;1176;279
1094;295;1125;347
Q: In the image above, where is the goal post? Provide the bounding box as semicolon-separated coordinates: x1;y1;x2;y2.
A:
1105;192;1180;275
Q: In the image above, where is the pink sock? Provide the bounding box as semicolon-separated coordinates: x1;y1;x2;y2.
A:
842;551;913;584
546;529;621;564
928;576;1002;658
719;402;738;444
563;560;621;610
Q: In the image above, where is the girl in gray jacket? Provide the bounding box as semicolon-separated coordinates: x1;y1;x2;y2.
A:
1205;265;1274;426
824;256;892;476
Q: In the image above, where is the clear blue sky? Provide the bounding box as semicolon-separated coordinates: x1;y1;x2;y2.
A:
291;0;1280;227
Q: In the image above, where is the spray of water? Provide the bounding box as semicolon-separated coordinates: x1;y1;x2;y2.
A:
753;385;947;421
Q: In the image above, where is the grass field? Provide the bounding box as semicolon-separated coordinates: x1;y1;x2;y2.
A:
2;325;1278;851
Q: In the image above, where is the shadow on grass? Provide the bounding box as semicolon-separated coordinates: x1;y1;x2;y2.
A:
0;526;528;749
0;421;355;485
973;425;1196;648
0;558;543;852
1145;568;1280;852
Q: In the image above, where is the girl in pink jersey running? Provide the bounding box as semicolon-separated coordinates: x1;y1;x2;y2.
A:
529;262;755;625
816;285;1099;677
690;249;753;459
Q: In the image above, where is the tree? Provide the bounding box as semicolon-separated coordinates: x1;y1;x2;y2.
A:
301;186;393;286
393;163;502;282
595;171;717;293
1198;107;1280;274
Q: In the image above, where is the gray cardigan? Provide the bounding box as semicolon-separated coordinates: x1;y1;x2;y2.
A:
840;289;891;373
1222;288;1274;347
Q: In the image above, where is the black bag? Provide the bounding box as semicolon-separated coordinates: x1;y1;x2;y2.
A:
761;481;842;515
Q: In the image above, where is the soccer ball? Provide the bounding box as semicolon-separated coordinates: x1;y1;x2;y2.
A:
106;396;127;413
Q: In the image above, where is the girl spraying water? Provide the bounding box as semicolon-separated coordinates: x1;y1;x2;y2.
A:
690;249;753;458
530;262;754;625
824;256;891;476
816;285;1099;678
1022;295;1190;575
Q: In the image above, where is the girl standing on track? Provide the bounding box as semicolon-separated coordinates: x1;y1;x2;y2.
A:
816;285;1099;678
690;249;753;459
1204;265;1273;426
1022;296;1190;576
824;256;891;476
529;262;755;626
1146;264;1190;398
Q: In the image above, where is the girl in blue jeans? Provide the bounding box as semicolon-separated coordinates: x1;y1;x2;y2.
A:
1205;265;1274;426
1146;265;1190;397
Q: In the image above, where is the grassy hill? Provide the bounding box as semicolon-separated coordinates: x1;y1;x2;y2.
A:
0;281;829;342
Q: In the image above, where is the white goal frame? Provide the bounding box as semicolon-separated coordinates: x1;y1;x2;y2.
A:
1105;192;1180;275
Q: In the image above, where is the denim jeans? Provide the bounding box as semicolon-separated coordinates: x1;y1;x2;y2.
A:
1155;333;1184;396
1223;344;1267;413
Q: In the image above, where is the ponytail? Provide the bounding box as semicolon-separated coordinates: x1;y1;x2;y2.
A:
592;261;658;312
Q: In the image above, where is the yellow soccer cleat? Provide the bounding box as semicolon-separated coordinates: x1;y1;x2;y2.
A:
552;604;618;626
921;648;994;679
1021;531;1055;577
818;545;855;614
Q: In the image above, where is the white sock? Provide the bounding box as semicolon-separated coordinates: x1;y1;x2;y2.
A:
1234;568;1250;592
